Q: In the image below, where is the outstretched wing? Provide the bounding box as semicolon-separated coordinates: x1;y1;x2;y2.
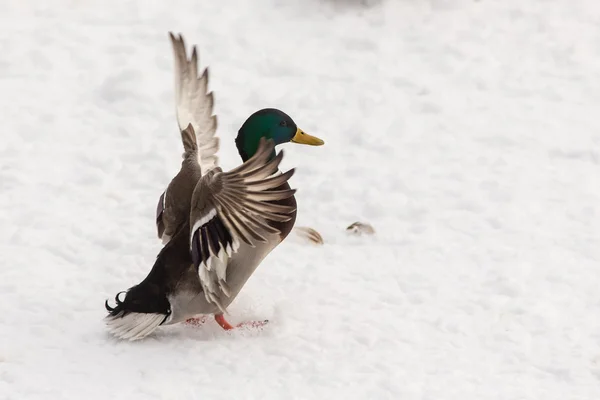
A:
189;138;297;312
169;32;219;173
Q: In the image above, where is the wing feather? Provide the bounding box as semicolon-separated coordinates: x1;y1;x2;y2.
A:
188;137;296;312
169;32;219;173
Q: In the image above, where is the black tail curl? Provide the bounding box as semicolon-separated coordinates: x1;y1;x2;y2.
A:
104;291;128;317
104;220;188;321
104;282;171;320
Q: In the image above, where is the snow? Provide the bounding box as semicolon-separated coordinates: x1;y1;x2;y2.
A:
2;0;600;398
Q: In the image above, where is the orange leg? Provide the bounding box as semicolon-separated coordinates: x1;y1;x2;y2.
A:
214;314;235;330
214;314;269;331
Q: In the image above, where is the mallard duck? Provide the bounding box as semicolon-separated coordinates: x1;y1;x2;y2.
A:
104;32;324;340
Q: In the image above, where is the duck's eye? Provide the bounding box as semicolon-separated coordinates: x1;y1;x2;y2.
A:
279;120;287;127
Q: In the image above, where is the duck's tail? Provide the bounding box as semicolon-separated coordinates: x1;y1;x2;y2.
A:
105;222;192;341
104;281;171;341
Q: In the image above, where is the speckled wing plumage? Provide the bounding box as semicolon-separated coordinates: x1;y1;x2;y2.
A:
169;32;219;174
189;138;297;312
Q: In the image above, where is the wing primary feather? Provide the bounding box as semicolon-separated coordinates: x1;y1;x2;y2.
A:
219;208;256;246
226;209;268;243
237;150;284;180
227;137;274;175
217;193;294;223
215;193;285;234
190;46;199;82
206;220;221;255
218;186;295;202
200;227;210;268
237;211;281;235
234;196;296;215
191;229;202;268
223;168;295;191
214;216;232;248
169;32;220;175
245;169;296;191
243;189;297;202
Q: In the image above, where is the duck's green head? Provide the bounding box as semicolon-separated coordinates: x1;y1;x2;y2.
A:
235;108;324;161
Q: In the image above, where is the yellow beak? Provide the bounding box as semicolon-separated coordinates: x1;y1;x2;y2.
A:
291;128;324;146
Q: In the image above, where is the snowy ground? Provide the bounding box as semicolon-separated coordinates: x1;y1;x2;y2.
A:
2;0;600;398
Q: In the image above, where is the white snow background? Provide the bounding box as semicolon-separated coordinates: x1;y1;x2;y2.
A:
1;0;600;398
